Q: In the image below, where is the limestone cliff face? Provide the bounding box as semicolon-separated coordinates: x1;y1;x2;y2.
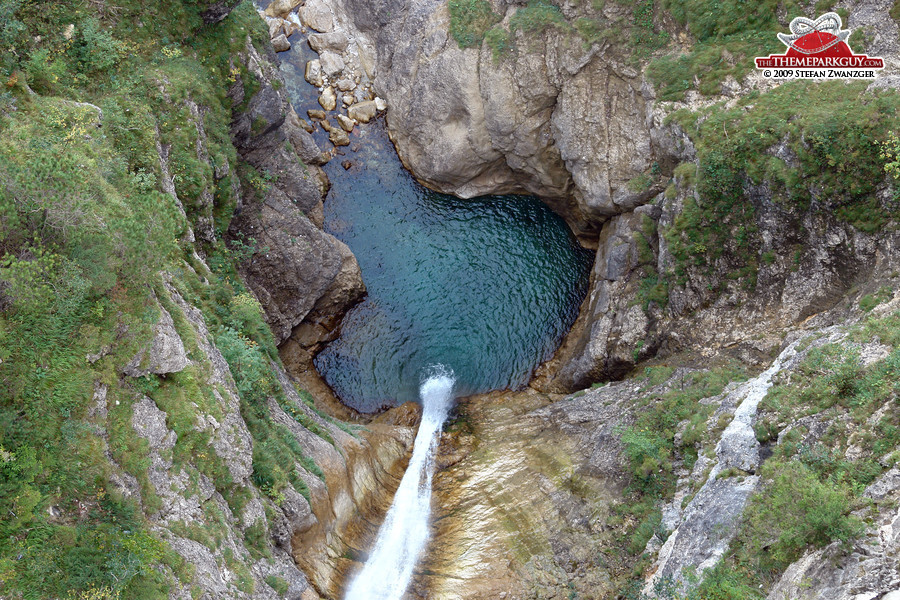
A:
112;10;409;598
322;0;664;241
225;39;365;353
318;0;900;396
114;273;414;600
422;294;900;599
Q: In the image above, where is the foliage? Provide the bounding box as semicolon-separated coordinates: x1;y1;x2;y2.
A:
881;130;900;180
859;286;893;312
485;25;513;61
628;0;669;59
243;519;272;560
648;0;801;99
265;575;290;596
694;561;763;600
0;1;310;597
621;365;745;497
738;460;863;573
662;81;900;292
612;364;747;568
448;0;501;48
510;0;568;33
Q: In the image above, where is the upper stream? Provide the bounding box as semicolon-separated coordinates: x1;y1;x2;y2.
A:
277;28;593;413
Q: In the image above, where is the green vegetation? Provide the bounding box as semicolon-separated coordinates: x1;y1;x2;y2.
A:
265;575;290;596
633;214;668;311
700;320;900;593
510;0;568;33
648;0;815;100
0;1;332;597
485;25;513;61
620;364;747;496
612;363;747;571
448;0;501;48
859;286;893;312
660;81;900;291
713;459;863;589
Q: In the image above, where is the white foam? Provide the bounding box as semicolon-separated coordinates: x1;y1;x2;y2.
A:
344;367;455;600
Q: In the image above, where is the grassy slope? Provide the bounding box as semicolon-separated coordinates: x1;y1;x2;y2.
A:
0;2;328;598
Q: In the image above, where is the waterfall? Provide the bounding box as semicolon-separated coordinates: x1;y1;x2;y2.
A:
344;367;456;600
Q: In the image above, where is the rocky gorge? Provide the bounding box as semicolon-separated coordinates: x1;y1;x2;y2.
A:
238;0;900;596
1;0;900;599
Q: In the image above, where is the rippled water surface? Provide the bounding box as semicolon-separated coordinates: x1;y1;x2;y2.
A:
312;125;592;412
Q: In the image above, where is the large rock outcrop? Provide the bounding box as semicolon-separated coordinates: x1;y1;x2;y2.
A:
314;0;900;397
319;0;662;242
226;39;365;350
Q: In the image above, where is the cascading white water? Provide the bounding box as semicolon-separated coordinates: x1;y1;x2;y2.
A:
344;367;456;600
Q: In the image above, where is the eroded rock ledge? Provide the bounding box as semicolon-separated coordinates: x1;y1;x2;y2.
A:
307;0;900;398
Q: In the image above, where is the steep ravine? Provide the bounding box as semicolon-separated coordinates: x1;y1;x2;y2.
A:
252;0;900;598
4;0;897;598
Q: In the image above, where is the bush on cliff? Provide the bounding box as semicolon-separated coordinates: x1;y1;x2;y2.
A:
449;0;501;48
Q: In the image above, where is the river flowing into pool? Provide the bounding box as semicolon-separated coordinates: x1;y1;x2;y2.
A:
272;28;593;599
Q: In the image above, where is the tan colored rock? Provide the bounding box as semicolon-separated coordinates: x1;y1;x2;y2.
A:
336;114;355;132
264;0;301;18
342;94;354;106
62;23;75;40
336;78;355;92
271;33;291;53
307;109;327;121
372;402;422;427
267;17;285;39
329;127;350;146
318;87;337;111
299;0;333;32
308;31;349;53
420;389;621;599
357;41;376;79
318;51;344;77
284;19;300;37
304;59;324;87
347;100;376;123
374;96;387;111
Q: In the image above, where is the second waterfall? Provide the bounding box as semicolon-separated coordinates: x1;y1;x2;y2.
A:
343;367;456;600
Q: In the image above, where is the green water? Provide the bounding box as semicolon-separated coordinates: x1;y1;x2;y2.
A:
312;126;592;412
272;32;592;412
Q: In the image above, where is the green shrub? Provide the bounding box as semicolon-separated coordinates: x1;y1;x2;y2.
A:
265;575;290;596
627;173;653;193
448;0;501;48
695;561;764;600
638;274;668;310
739;460;863;571
627;508;663;554
662;82;900;291
69;18;124;75
510;0;567;33
620;426;670;493
859;286;893;312
484;25;513;61
243;519;271;560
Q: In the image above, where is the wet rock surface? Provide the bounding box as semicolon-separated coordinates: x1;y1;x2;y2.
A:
226;38;365;351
